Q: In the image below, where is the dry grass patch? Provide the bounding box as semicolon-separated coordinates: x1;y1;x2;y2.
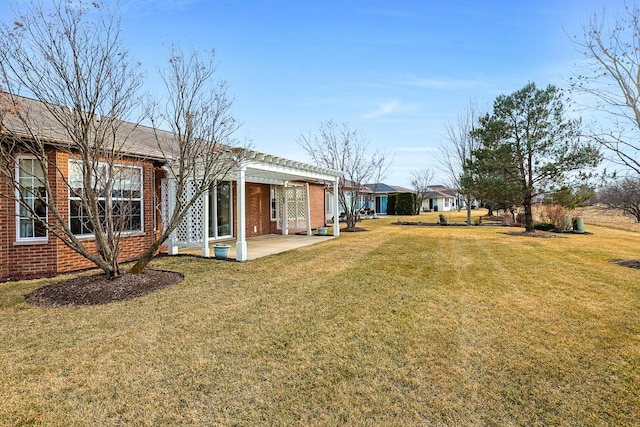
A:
1;215;640;425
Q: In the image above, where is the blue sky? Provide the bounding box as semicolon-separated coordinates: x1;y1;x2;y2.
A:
1;0;621;187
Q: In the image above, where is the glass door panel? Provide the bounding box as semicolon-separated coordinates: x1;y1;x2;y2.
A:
208;181;232;238
217;181;231;237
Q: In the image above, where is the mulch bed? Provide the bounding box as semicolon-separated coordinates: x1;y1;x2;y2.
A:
25;269;184;307
504;231;562;238
611;259;640;270
341;226;367;232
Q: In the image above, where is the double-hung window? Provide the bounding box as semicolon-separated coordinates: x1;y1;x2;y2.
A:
69;160;143;236
16;157;47;241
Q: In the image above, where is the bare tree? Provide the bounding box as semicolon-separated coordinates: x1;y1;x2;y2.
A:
571;4;640;175
440;101;482;225
129;47;244;274
0;1;244;278
410;168;434;214
297;120;389;229
0;0;144;278
597;176;640;222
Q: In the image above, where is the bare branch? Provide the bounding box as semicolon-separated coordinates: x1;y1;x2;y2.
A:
297;120;390;227
570;3;640;174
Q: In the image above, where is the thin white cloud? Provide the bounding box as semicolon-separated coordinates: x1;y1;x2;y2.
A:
361;100;400;119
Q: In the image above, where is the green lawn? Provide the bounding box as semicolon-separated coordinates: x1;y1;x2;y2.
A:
1;212;639;425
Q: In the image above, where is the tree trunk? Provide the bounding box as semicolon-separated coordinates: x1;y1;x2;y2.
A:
346;212;357;229
129;239;165;274
523;200;535;232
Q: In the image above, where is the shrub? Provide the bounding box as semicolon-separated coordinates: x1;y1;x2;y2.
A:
534;222;555;231
395;193;417;215
387;194;397;215
539;204;571;230
439;214;448;225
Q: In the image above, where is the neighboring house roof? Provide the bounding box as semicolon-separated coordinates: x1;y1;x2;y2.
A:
365;182;415;194
363;183;416;194
365;183;395;193
425;185;458;198
391;185;414;193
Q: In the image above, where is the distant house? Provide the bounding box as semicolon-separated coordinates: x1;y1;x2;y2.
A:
422;185;459;212
324;182;416;220
324;179;371;222
0;94;342;280
365;183;415;215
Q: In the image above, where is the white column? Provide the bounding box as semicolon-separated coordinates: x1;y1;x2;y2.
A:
201;188;210;257
305;183;312;235
333;177;340;236
235;167;248;261
166;177;179;255
282;181;289;236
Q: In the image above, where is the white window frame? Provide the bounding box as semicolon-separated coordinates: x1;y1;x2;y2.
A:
68;160;144;237
15;155;48;242
270;185;279;221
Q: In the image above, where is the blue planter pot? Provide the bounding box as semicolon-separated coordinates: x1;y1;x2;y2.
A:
214;244;230;260
317;227;328;236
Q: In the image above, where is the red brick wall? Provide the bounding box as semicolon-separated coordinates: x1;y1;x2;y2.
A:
0;149;159;281
1;150;59;280
244;183;272;237
309;183;326;230
0;153;11;279
56;154;158;274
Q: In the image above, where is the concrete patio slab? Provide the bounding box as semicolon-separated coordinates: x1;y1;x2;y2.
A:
177;234;336;261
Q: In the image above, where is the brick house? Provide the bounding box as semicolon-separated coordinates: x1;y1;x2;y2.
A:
0;95;340;280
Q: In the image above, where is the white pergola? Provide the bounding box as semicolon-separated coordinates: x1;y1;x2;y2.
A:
165;149;342;261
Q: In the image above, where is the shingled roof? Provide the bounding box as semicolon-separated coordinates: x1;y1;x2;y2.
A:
0;93;177;161
425;185;457;198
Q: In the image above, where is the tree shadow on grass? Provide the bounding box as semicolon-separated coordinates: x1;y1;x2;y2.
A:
612;259;640;270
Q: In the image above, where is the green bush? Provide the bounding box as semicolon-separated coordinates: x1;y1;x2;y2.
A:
387;194;397;215
395;193;417;215
534;222;555;231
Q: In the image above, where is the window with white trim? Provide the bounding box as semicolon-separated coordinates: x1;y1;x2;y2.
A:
69;161;143;235
16;157;47;240
270;185;279;221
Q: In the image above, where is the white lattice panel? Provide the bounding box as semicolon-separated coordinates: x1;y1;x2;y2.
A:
189;182;204;245
174;179;204;246
161;179;169;233
276;185;307;231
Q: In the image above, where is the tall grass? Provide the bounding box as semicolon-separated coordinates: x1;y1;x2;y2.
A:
1;211;639;425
